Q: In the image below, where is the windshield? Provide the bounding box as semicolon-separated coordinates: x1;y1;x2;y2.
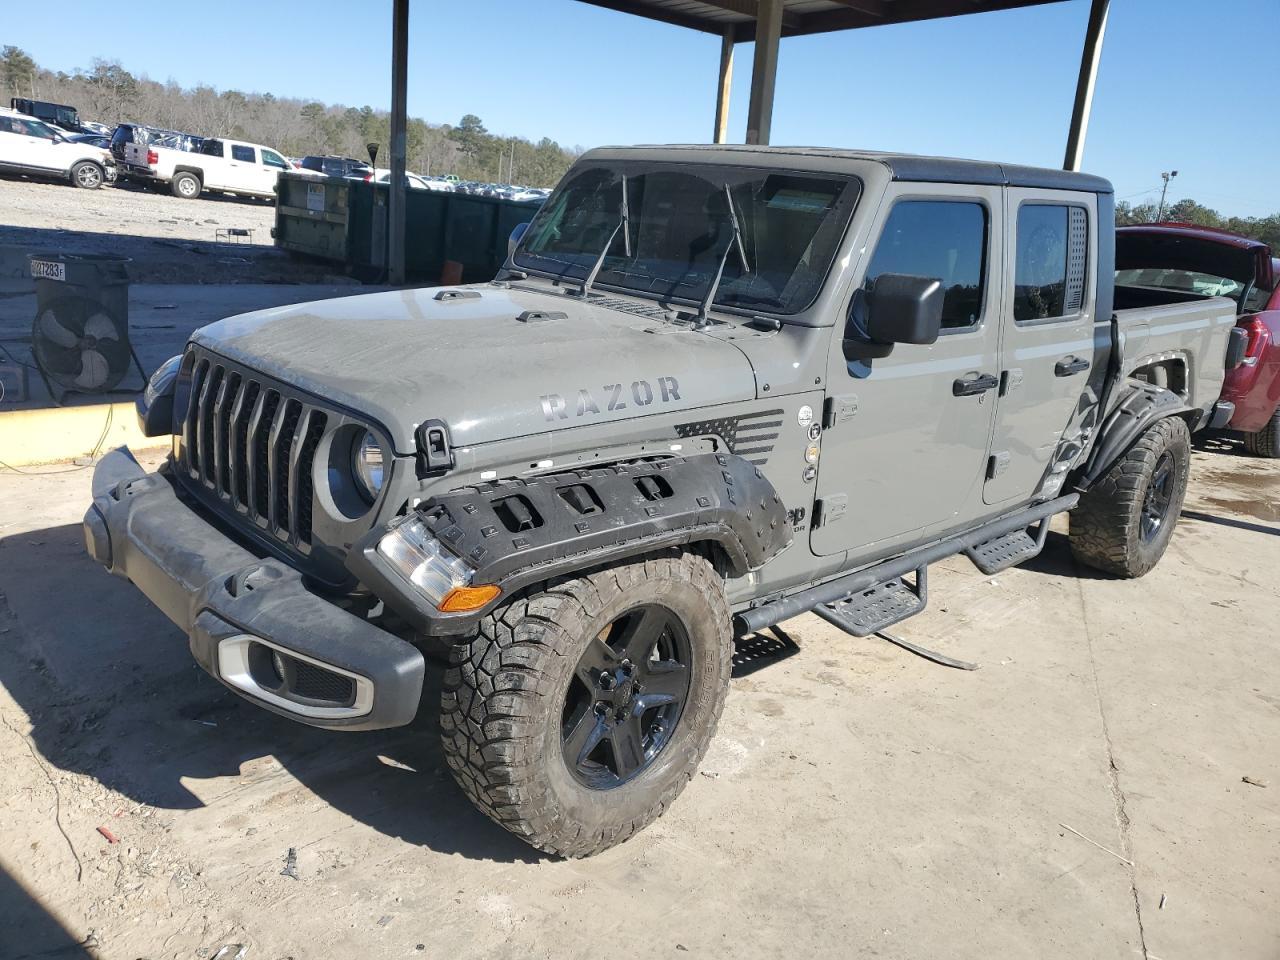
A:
514;162;860;316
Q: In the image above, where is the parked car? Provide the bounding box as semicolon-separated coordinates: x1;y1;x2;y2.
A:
1117;223;1280;456
0;108;115;188
127;136;291;199
297;155;373;180
68;133;111;150
10;97;85;134
91;145;1238;860
369;168;453;191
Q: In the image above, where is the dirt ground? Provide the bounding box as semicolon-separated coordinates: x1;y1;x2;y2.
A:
0;176;346;284
0;441;1276;960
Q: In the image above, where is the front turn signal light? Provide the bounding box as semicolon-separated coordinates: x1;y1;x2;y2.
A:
438;584;501;613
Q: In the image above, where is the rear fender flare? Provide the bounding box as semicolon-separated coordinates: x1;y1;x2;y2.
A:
1078;380;1193;490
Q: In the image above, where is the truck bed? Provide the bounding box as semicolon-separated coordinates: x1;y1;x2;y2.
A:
1114;286;1237;416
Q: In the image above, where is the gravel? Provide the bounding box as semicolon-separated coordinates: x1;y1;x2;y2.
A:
0;175;350;284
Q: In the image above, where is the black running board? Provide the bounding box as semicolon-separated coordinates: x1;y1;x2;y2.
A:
964;518;1050;575
813;566;927;637
734;494;1078;636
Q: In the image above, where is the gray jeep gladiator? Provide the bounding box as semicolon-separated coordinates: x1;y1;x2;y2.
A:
85;145;1240;858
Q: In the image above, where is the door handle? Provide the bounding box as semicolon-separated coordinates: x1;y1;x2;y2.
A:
1055;355;1090;377
952;373;999;396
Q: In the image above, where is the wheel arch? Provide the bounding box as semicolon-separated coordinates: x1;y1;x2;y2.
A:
347;453;791;636
1077;379;1195;491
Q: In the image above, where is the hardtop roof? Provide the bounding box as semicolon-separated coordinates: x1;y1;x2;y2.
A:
581;144;1113;195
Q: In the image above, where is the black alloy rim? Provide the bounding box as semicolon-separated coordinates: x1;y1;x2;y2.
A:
1140;451;1176;543
561;604;693;790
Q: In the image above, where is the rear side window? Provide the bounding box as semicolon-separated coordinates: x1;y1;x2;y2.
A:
231;144;256;163
863;200;988;329
1014;204;1088;322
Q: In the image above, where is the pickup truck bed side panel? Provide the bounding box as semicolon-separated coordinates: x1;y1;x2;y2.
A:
1114;297;1237;419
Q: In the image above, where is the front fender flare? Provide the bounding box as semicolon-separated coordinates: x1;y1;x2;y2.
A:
347;453;791;636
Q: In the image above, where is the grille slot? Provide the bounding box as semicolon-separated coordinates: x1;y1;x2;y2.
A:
179;350;333;551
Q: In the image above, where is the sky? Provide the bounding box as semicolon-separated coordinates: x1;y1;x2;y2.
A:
6;0;1277;217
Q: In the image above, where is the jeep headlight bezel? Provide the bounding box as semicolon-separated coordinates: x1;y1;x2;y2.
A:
351;430;385;503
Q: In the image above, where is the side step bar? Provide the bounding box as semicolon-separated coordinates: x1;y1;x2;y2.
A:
964;518;1050;576
813;566;927;637
735;494;1077;636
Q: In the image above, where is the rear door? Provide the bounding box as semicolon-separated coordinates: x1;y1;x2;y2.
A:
813;183;1004;556
984;189;1098;504
226;143;260;192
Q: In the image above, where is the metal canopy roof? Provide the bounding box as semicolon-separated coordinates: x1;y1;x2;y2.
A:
574;0;1070;40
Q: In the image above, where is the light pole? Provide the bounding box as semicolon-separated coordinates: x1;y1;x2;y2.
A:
1156;170;1178;221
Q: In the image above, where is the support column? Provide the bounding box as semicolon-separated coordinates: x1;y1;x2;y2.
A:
388;0;409;285
1063;0;1109;172
713;26;734;144
745;0;783;146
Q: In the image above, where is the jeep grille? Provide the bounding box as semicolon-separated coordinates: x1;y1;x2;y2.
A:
180;349;328;550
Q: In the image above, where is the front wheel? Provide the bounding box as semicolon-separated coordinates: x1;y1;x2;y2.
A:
70;161;104;189
440;551;732;858
1070;415;1191;577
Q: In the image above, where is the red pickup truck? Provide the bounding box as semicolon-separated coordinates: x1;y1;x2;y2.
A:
1117;223;1280;456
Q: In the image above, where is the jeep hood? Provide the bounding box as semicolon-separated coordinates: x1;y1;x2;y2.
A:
192;285;758;453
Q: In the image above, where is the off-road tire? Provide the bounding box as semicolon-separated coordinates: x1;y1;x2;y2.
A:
171;172;201;199
1243;407;1280;458
1070;416;1191;578
440;551;732;858
70;161;103;189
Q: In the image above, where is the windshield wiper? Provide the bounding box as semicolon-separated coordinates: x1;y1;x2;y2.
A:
697;185;751;326
573;174;630;298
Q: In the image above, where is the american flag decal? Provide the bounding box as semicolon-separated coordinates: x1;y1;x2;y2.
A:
674;409;784;466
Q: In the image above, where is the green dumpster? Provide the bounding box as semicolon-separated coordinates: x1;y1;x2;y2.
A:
273;173;542;283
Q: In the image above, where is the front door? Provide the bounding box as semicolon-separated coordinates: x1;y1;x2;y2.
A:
812;183;1004;557
984;189;1099;504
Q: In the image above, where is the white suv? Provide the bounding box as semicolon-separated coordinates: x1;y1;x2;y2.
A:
0;108;116;189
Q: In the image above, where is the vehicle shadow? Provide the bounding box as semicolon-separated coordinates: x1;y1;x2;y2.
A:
0;864;93;959
1182;509;1280;538
1016;530;1112;580
0;521;540;864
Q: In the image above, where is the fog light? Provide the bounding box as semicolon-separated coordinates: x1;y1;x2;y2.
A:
377;517;477;608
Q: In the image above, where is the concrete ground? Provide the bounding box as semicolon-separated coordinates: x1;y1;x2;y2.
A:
0;442;1276;960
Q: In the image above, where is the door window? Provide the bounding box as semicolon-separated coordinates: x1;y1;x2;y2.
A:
261;149;288;169
862;200;988;329
231;144;256;163
1014;204;1088;322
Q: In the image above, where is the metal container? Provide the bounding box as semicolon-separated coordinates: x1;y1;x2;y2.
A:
274;173;541;283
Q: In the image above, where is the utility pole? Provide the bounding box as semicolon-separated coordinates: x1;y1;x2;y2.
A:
1156;170;1178;221
387;0;409;285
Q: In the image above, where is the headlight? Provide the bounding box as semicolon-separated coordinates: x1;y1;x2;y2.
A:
352;430;385;502
144;355;182;407
376;517;500;612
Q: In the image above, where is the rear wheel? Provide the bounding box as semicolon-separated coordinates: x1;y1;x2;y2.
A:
1243;407;1280;458
1070;416;1191;577
440;551;731;858
70;161;103;189
171;172;201;199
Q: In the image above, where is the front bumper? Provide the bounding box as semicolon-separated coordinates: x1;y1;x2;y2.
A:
83;447;425;730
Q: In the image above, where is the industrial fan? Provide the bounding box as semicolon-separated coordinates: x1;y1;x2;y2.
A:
31;295;146;403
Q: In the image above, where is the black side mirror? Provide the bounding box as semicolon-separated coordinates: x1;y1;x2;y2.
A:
844;273;945;361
